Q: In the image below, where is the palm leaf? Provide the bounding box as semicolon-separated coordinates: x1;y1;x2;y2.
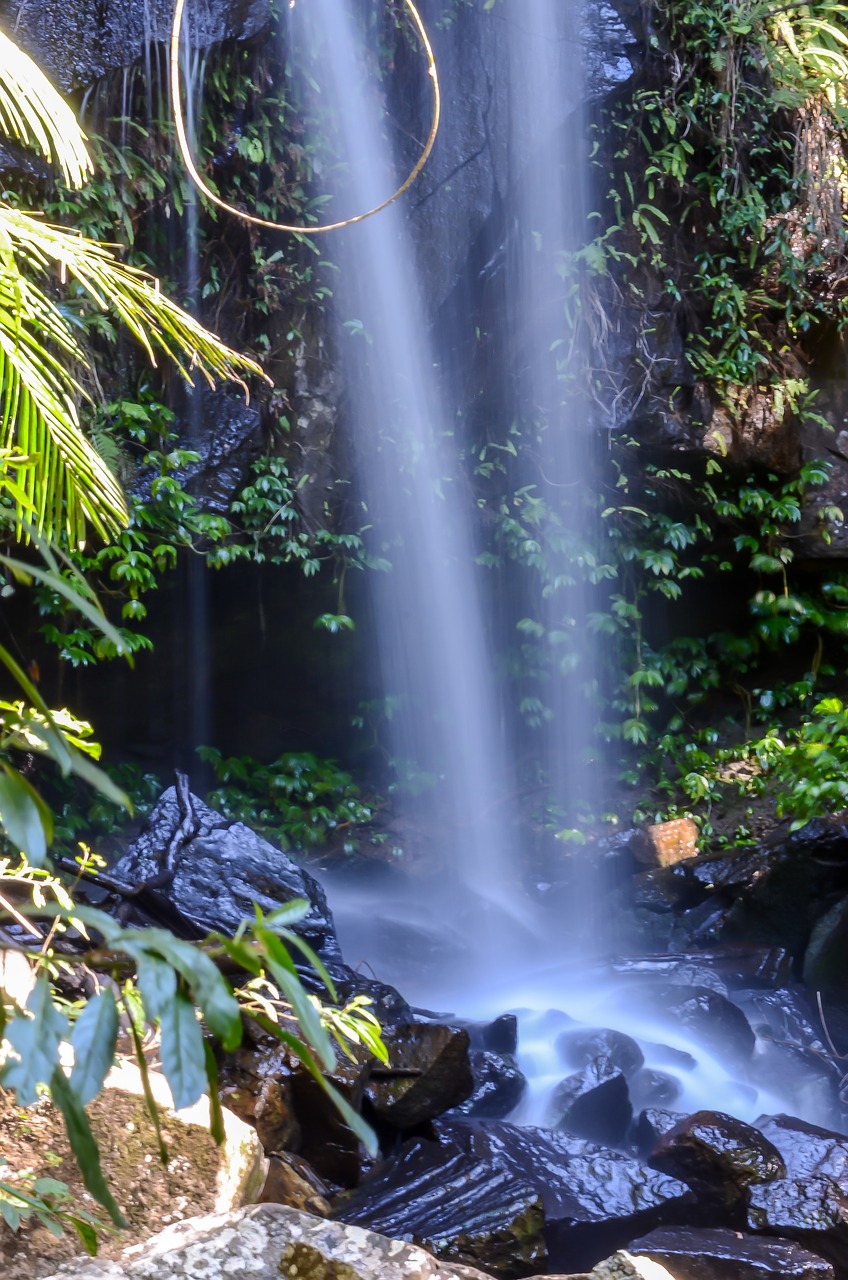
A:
0;31;91;189
1;206;265;390
0;245;127;542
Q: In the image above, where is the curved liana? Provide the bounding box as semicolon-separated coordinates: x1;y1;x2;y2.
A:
169;0;441;234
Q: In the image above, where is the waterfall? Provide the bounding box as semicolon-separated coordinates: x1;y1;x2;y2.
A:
281;0;534;995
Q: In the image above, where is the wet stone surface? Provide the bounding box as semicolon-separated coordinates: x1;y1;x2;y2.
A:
754;1114;848;1188
627;1225;835;1280
450;1050;528;1120
557;1027;645;1077
649;1110;786;1220
746;1175;848;1275
548;1057;633;1147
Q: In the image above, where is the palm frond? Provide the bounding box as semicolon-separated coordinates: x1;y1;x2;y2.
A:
0;227;127;543
1;205;265;390
0;31;92;189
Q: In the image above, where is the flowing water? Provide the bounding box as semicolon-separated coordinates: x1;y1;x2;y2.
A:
169;0;847;1135
281;0;533;981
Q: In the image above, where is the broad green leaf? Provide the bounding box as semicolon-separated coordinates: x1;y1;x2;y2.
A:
159;993;207;1110
2;973;68;1104
135;954;177;1023
69;1217;99;1256
135;930;241;1051
0;763;49;864
49;1067;126;1227
255;927;336;1071
69;990;119;1106
261;899;311;928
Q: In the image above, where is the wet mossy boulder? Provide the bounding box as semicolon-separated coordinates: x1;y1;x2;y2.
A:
649;1111;785;1221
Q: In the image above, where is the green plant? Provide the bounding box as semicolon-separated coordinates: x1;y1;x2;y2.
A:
0;894;385;1233
198;747;381;854
0;1159;105;1254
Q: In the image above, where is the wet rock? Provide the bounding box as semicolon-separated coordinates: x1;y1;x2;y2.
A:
112;785;408;1021
332;1138;546;1278
174;386;265;515
113;785;339;960
649;1111;786;1220
652;987;756;1068
219;1048;301;1154
558;1028;645;1076
548;1057;633;1147
258;1152;331;1216
642;1044;698;1074
451;1050;527;1120
703;387;801;475
292;1050;375;1189
754;1115;848;1188
365;1022;473;1129
635;817;848;960
746;1176;848;1274
645;819;700;868
589;1253;675;1280
429;1118;694;1273
611;958;728;995
613;946;792;990
629;1070;682;1112
8;0;269;91
630;1110;686;1160
628;1225;835;1279
450;1013;519;1055
750;1041;845;1125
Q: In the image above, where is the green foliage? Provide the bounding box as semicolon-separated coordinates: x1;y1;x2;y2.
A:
198;746;381;854
0;890;386;1234
0;1159;105;1254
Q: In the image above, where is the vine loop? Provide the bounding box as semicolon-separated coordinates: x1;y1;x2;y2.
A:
170;0;441;234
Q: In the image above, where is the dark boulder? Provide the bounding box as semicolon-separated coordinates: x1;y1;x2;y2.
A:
632;817;848;960
431;1118;694;1273
630;1109;686;1160
628;1225;835;1279
755;1115;848;1188
450;1013;519;1055
365;1022;473;1129
557;1027;645;1076
649;1110;785;1220
747;1176;848;1275
332;1138;546;1279
450;1050;527;1120
650;987;756;1068
111;785;409;1022
629;1069;682;1112
113;784;339;955
548;1057;633;1147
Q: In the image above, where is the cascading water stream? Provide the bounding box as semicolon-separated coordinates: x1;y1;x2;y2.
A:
281;0;848;1135
282;0;532;982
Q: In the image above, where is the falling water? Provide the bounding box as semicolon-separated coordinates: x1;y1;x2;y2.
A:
283;0;531;980
275;1;848;1133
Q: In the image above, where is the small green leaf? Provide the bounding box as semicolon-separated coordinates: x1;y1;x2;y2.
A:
159;993;207;1110
2;974;68;1104
69;1216;99;1256
0;764;50;864
49;1068;126;1228
69;990;119;1106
